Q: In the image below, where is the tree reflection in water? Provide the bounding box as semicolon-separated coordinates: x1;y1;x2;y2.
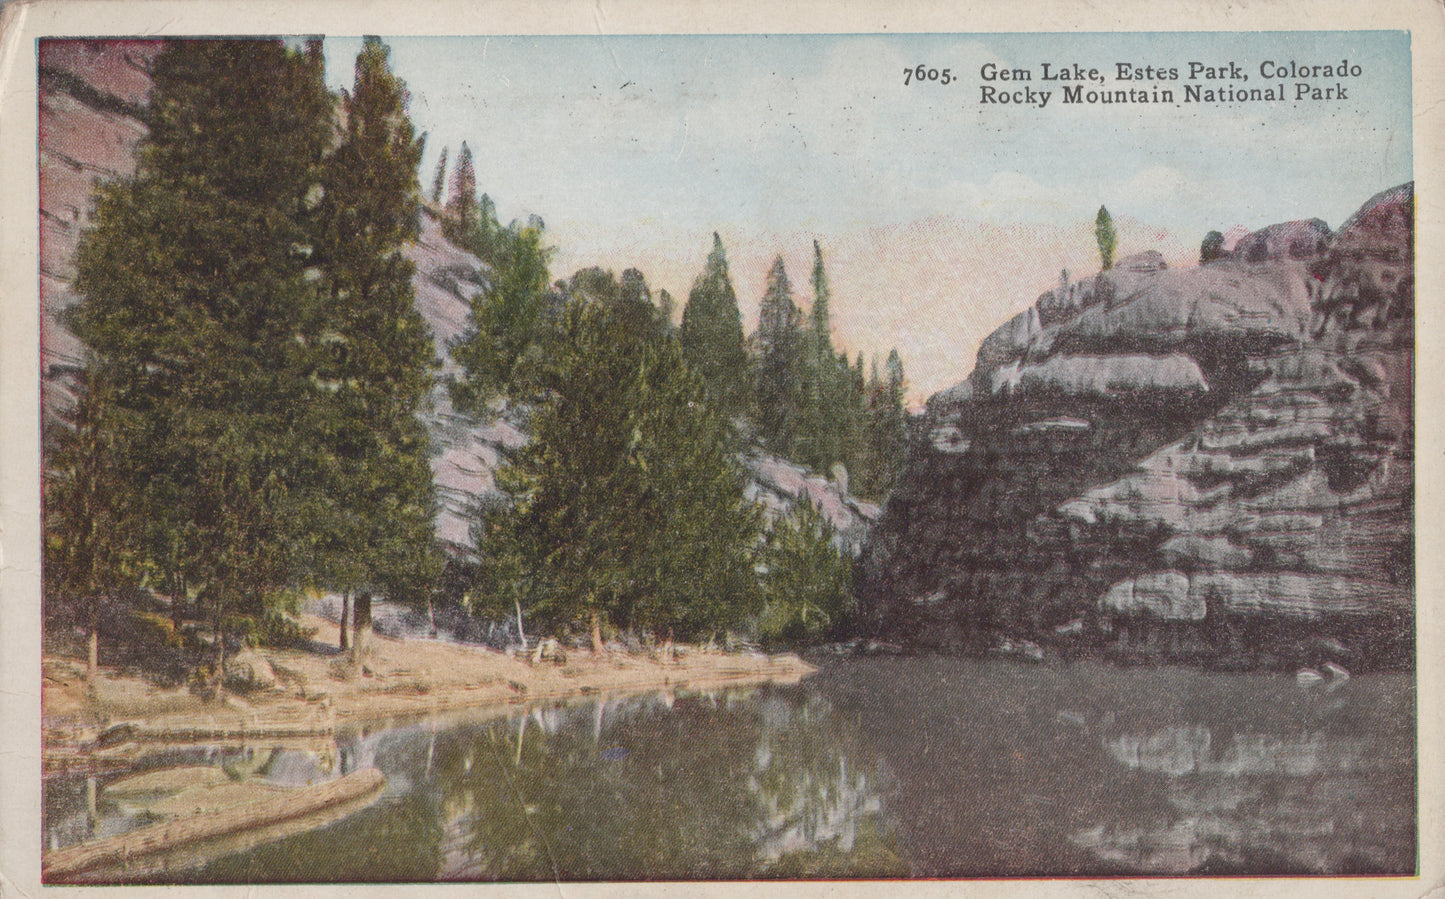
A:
193;685;901;882
430;687;903;880
130;657;1413;882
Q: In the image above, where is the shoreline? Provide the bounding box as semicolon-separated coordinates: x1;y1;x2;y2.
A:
43;612;815;769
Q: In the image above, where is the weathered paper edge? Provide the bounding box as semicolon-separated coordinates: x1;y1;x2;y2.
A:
2;1;1440;896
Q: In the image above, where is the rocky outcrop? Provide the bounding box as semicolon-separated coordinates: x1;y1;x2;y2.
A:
859;185;1413;669
743;454;881;555
403;209;526;556
39;40;163;436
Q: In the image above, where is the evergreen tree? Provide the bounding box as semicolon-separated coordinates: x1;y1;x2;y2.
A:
753;255;801;453
855;349;910;500
429;145;448;205
43;368;140;678
797;240;844;470
479;273;759;645
680;233;749;421
307;36;440;658
1095;206;1117;271
69;38;336;688
446;140;477;236
448;219;554;413
809;239;832;352
758;499;854;645
656;288;677;334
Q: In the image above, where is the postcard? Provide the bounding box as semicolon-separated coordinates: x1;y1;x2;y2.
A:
1;1;1440;896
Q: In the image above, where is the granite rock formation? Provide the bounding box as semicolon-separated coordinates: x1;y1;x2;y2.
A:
858;185;1414;668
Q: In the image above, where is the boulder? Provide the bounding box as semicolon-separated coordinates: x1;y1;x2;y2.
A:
223;648;278;691
1230;218;1331;263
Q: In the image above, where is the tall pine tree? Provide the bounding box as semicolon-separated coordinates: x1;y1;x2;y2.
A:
680;233;749;422
448;218;554;413
445;140;477;239
69;39;336;688
796;240;845;470
43;367;139;678
480;271;758;646
753;255;801;453
306;36;440;659
1095;206;1117;271
429;145;449;205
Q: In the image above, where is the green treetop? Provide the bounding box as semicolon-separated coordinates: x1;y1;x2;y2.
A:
753;255;802;454
1095;206;1117;271
680;233;749;421
306;36;441;654
429;145;449;205
479;269;759;646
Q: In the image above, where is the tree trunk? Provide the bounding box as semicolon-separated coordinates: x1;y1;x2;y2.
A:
591;611;605;656
350;593;371;663
339;593;350;651
214;606;226;702
169;574;184;633
515;598;527;649
87;603;99;681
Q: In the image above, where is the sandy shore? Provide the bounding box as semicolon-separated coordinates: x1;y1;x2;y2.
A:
44;613;814;768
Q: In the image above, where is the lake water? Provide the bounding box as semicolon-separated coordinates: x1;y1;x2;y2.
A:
45;656;1416;881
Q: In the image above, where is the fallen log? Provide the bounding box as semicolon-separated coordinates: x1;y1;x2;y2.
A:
96;719;333;745
43;767;385;881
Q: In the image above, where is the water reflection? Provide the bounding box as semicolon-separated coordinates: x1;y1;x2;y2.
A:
803;656;1414;877
44;658;1414;881
1076;719;1408;874
183;685;901;882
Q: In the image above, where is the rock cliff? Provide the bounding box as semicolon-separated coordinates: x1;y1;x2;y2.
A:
39;40;162;436
858;185;1414;669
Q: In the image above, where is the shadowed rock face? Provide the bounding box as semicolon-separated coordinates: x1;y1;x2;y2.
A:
859;185;1414;668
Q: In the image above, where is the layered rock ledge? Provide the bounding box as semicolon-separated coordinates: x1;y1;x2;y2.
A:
858;185;1414;669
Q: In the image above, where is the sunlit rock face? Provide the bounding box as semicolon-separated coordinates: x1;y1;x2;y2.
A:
403;209;516;556
743;454;880;555
859;185;1414;668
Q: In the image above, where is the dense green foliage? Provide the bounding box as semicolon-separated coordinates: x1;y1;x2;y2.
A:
753;255;803;454
42;368;140;673
67;40;336;659
53;38;438;675
679;234;750;421
304;37;440;610
1095;205;1117;271
51;39;914;665
746;243;910;501
758;499;855;644
447;220;555;413
472;270;761;641
863;350;910;499
428;140;560;414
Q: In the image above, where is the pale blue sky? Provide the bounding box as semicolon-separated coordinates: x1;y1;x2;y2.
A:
322;32;1411;398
